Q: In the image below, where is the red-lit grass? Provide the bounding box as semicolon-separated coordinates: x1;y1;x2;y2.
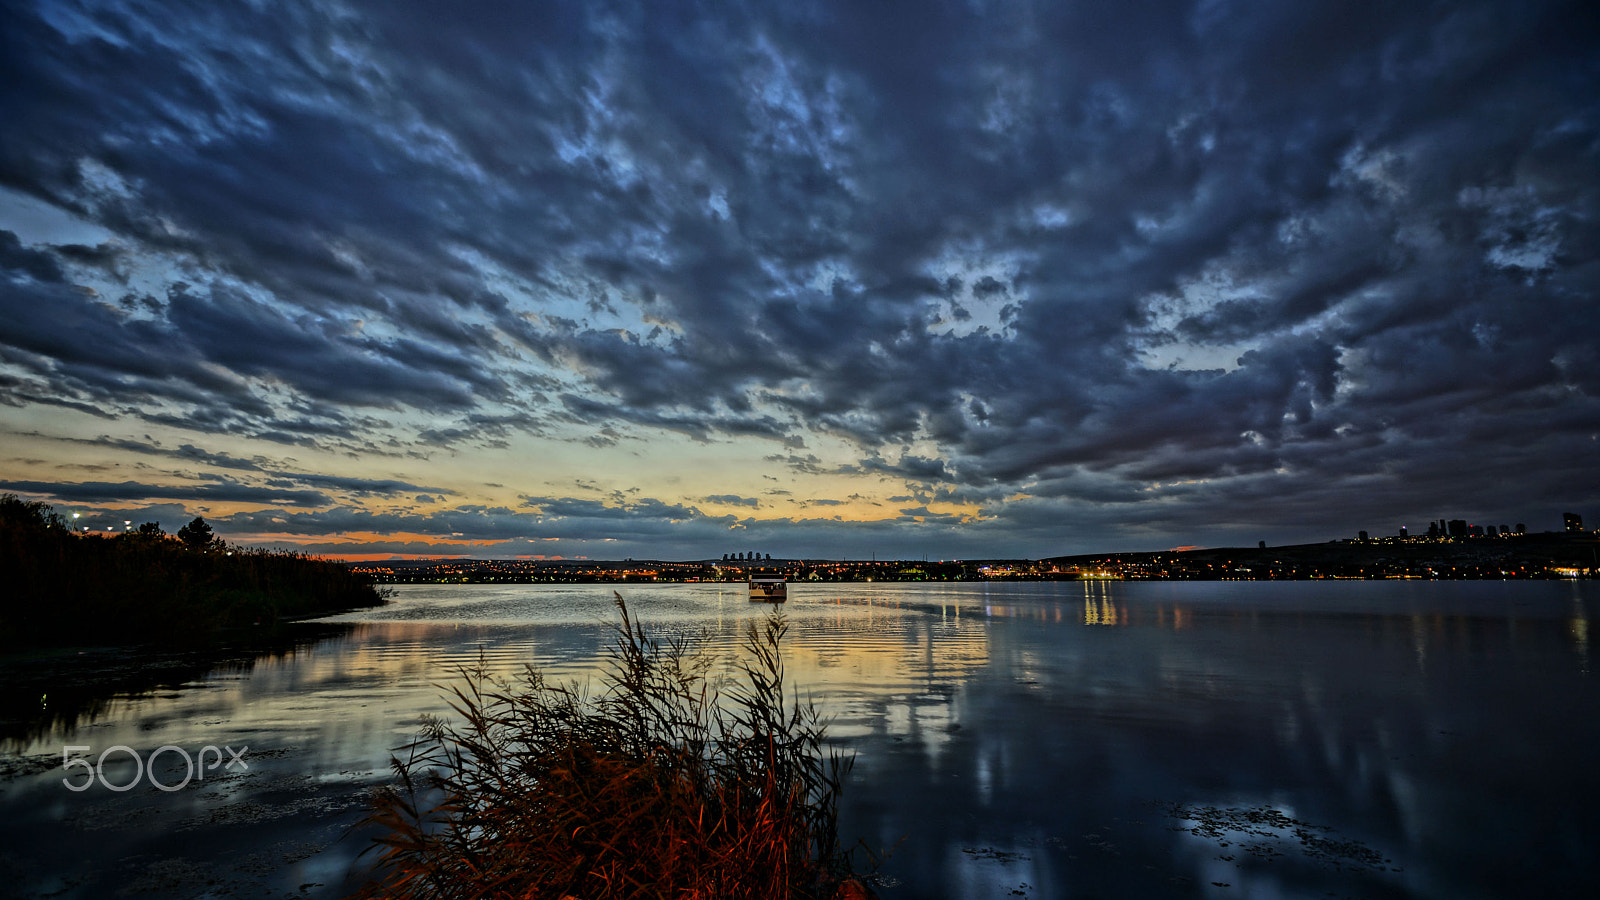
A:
355;594;867;900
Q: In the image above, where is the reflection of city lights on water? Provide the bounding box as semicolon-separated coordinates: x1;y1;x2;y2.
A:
1572;598;1589;674
1410;614;1429;672
1083;596;1119;625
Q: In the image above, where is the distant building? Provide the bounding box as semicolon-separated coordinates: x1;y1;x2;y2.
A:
1399;526;1408;538
1516;523;1526;534
1564;512;1584;533
1448;519;1468;537
1358;530;1369;541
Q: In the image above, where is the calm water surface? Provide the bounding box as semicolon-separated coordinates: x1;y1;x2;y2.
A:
0;580;1595;899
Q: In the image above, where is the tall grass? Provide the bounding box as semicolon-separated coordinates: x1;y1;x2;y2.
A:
356;593;870;900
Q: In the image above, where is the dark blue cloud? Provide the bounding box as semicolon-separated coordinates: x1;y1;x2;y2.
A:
1;0;1597;555
704;494;761;508
0;478;330;507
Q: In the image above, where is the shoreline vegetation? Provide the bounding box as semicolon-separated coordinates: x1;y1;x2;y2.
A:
0;494;385;649
358;593;875;900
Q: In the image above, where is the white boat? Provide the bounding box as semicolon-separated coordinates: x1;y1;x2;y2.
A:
748;577;787;602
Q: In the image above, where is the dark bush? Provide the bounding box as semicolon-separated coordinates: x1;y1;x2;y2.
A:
0;494;384;647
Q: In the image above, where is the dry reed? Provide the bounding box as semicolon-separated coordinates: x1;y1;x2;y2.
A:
354;593;868;900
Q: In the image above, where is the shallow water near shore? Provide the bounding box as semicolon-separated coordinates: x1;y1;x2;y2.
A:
0;579;1595;898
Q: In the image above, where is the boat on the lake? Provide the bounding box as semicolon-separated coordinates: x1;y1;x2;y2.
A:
748;577;787;602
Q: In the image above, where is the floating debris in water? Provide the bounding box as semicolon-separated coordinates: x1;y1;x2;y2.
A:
1162;803;1395;872
961;846;1030;864
0;752;63;785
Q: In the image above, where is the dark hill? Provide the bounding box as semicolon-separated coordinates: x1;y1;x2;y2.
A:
1046;531;1599;579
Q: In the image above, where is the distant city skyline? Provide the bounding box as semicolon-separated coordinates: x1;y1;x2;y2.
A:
3;1;1598;561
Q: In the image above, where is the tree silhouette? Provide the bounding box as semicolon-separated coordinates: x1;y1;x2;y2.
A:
177;516;215;550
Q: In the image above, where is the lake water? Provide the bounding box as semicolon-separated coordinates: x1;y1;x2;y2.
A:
1;580;1596;899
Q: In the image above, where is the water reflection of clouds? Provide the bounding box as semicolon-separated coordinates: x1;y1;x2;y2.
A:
323;585;1000;771
786;602;990;770
3;581;1596;899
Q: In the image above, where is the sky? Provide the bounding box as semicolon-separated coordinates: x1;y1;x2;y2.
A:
1;0;1598;562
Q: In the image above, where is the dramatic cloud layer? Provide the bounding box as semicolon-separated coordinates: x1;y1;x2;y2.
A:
2;0;1597;559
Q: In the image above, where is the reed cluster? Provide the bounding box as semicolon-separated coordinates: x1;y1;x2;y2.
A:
357;594;868;900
